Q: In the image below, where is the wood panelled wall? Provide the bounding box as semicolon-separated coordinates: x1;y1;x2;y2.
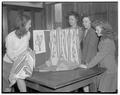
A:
62;2;118;35
61;2;118;61
2;2;118;66
3;2;118;41
44;4;55;29
45;2;118;64
3;6;8;43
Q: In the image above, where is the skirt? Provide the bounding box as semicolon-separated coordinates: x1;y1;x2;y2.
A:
3;48;35;90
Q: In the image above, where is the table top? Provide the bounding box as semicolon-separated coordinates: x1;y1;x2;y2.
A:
26;66;106;89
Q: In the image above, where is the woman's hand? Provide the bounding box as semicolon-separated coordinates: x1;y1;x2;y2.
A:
56;27;62;31
79;64;87;69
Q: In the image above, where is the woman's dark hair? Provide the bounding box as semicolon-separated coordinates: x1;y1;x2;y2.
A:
15;12;31;39
66;11;81;26
82;14;95;30
82;14;94;23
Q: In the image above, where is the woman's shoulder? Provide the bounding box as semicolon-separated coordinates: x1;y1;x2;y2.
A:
6;30;16;41
78;26;83;31
78;26;83;29
104;38;114;43
102;38;115;48
8;30;15;36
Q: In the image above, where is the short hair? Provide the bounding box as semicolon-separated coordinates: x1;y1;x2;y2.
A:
82;14;94;23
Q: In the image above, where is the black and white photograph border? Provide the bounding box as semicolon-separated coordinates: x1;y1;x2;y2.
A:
1;0;119;94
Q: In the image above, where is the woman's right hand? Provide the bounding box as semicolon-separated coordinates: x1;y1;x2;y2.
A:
79;64;87;69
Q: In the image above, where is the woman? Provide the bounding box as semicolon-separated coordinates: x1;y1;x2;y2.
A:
3;13;35;92
58;11;83;70
41;11;83;71
82;16;98;65
82;21;117;92
80;16;99;92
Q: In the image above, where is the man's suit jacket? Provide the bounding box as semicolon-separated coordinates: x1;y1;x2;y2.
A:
82;28;99;63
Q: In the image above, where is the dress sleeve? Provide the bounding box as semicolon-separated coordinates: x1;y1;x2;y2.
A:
5;35;13;51
5;34;14;61
87;40;113;68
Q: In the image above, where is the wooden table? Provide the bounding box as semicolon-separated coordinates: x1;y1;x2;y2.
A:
26;66;106;92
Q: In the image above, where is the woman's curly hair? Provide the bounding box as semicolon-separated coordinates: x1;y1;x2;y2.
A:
15;12;31;39
66;11;81;26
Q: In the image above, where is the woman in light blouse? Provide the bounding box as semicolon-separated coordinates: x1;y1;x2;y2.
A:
3;13;35;92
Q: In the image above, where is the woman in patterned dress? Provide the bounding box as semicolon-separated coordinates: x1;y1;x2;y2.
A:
64;11;83;69
3;13;35;92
